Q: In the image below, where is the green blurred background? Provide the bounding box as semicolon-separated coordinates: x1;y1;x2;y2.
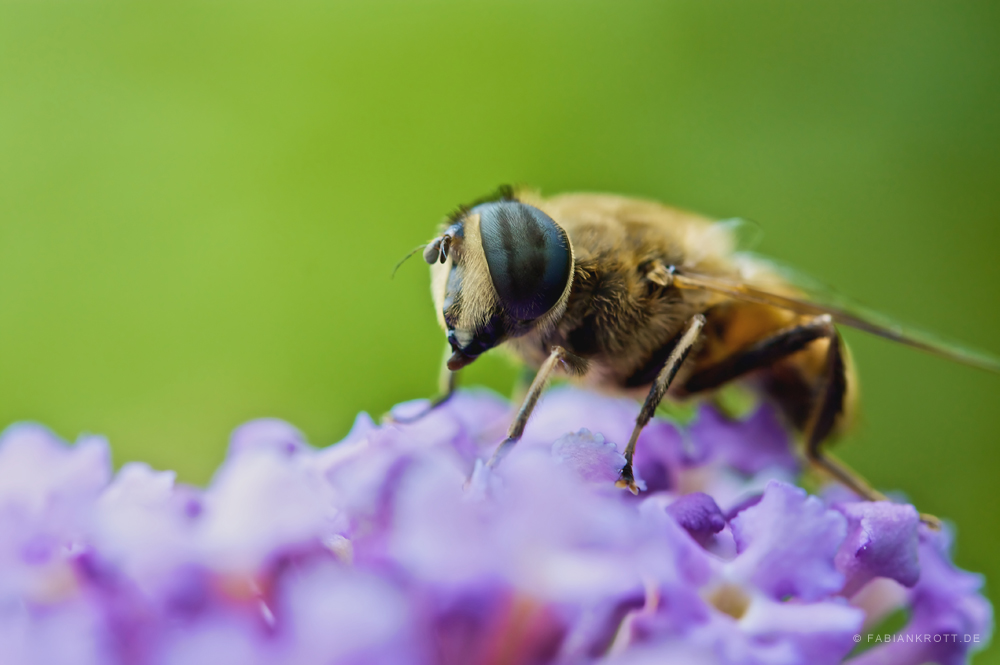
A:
1;0;998;658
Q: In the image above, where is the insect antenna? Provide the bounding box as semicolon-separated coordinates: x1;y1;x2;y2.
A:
390;244;428;279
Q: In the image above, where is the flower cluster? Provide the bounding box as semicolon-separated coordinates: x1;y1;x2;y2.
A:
0;387;991;664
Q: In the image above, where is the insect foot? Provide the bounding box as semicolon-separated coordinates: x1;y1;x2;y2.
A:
615;462;641;496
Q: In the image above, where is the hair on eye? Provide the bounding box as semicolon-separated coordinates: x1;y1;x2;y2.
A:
446;184;519;224
399;186;520;279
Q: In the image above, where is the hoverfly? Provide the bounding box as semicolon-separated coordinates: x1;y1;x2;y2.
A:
401;187;999;524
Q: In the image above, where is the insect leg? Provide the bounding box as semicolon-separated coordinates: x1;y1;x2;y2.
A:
487;346;568;469
682;314;940;527
617;315;706;494
510;365;536;406
682;315;882;496
802;325;942;527
682;316;836;394
387;346;457;424
799;320;890;504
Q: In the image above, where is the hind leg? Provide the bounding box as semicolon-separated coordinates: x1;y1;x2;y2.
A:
797;320;889;503
682;315;939;527
802;323;941;528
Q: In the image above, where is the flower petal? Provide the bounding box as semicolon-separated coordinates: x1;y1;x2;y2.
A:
551;429;626;484
229;419;309;458
665;492;726;546
834;501;920;597
728;481;847;601
849;526;992;665
690;403;798;475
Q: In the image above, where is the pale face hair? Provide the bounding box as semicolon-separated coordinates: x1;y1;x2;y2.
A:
430;212;498;336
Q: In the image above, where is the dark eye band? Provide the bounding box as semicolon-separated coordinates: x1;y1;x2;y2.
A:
476;201;572;322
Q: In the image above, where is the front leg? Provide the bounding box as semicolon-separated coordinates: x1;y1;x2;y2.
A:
487;346;577;469
617;314;706;494
387;345;457;424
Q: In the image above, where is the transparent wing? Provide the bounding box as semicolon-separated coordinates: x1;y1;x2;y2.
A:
673;257;1000;374
714;218;764;252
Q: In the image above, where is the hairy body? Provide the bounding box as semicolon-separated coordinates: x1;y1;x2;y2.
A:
505;192;853;437
417;187;992;523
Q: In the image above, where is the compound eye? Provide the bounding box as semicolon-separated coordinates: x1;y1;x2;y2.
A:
476;201;572;322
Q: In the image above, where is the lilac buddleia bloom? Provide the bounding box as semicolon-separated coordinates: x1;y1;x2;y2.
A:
0;425;113;665
0;386;990;665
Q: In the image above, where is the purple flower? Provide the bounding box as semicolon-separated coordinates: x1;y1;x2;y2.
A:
0;387;989;664
833;501;921;597
846;526;992;665
729;481;848;603
665;492;726;546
